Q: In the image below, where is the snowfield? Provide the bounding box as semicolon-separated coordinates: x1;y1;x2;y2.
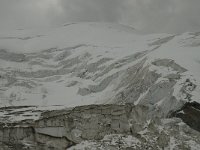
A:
0;23;200;112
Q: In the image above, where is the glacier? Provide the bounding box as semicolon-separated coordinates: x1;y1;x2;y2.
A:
0;22;200;149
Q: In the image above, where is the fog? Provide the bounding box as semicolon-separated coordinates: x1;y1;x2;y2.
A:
0;0;200;33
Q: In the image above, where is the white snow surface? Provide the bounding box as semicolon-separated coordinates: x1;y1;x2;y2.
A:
0;22;200;110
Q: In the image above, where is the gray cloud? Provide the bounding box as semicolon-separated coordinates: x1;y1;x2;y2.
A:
0;0;200;33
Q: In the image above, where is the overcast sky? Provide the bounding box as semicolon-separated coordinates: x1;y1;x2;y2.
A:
0;0;200;33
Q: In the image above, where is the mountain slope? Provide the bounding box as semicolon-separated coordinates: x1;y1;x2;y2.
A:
0;22;200;149
0;23;199;112
0;23;199;114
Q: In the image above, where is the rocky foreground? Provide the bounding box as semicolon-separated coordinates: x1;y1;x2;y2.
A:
0;103;200;150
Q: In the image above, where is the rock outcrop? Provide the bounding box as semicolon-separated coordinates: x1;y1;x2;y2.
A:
171;101;200;132
0;104;200;150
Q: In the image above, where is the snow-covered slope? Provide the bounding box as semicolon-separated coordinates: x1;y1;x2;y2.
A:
0;22;200;117
1;23;200;149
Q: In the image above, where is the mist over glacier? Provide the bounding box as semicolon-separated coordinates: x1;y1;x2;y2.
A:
0;1;200;149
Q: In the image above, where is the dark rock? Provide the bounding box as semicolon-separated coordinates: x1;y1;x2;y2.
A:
171;101;200;132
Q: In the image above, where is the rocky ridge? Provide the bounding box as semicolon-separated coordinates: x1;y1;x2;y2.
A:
0;104;200;150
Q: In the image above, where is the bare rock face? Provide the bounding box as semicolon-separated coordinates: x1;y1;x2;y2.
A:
0;104;200;150
34;104;150;143
0;104;147;149
171;101;200;132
